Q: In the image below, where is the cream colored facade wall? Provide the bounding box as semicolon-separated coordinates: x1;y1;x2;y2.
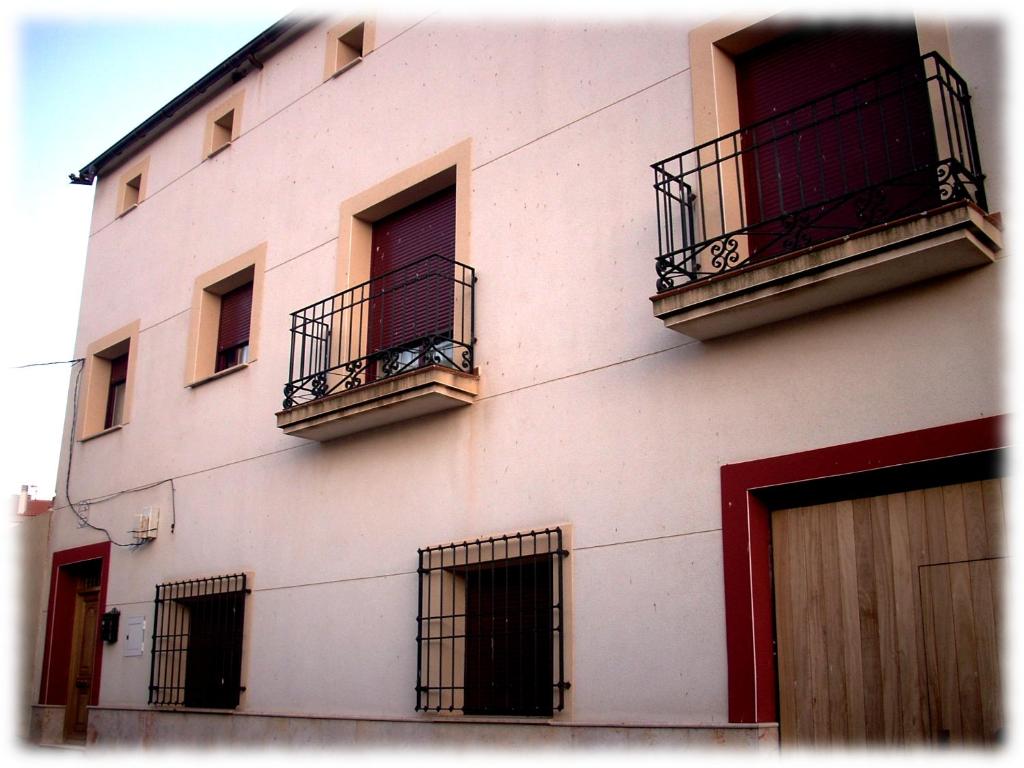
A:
45;16;1004;733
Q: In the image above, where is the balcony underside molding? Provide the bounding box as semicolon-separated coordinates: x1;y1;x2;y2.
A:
276;365;479;441
651;202;1001;341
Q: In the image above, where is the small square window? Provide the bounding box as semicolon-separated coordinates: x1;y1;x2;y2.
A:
123;175;141;209
204;92;244;158
324;19;374;80
212;110;234;153
116;158;149;216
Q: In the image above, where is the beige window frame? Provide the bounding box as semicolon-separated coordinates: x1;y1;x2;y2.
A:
330;140;472;385
417;524;574;718
185;243;266;387
78;320;140;441
115;157;150;217
323;18;376;80
203;91;245;159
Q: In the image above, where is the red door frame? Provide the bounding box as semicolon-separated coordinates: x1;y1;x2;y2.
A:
38;542;111;707
720;415;1007;723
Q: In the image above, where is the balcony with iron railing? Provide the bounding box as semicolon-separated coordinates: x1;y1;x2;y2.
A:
276;254;479;441
650;52;1001;340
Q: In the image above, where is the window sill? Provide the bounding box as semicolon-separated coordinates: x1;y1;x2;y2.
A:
276;365;478;442
116;203;138;218
186;361;251;389
206;141;232;159
80;424;124;443
651;202;1002;341
328;56;362;80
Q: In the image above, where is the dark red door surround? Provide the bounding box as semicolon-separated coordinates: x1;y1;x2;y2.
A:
39;542;111;707
720;415;1006;723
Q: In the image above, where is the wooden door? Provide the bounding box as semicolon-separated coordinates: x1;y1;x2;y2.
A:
771;479;1005;746
63;587;100;742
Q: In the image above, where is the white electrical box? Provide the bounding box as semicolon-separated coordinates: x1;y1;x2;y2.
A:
134;506;159;541
125;616;145;656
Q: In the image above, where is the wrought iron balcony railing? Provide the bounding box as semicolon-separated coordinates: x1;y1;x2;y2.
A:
652;52;987;292
283;254;476;408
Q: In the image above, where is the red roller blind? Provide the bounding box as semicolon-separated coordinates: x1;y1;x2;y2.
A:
368;187;456;354
108;353;129;383
735;25;935;261
217;282;253;352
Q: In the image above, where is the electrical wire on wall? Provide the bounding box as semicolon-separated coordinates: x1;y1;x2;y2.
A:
14;356;175;548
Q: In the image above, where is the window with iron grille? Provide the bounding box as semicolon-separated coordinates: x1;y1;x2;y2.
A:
415;528;569;716
149;574;248;709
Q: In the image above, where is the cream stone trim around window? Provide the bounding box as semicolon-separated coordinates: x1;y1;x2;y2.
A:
185;243;266;387
333;140;472;378
78;320;140;441
336;139;472;293
323;18;376;80
203;91;245;158
416;523;574;718
115;157;150;217
688;15;952;146
684;15;954;271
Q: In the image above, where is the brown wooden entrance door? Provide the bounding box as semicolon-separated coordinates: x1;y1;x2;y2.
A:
63;585;101;742
771;479;1005;746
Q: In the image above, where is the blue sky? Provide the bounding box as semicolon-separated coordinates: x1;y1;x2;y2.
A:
3;8;289;500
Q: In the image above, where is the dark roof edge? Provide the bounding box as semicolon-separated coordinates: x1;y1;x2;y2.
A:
69;13;320;185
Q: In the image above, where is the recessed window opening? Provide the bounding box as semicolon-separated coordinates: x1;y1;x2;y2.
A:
149;574;249;709
215;281;253;372
336;23;365;72
123;175;141;209
416;528;569;717
104;352;129;429
212;110;235;153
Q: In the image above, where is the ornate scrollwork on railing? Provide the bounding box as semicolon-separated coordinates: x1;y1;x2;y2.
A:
655;256;678;292
380;350;401;377
311;373;328;399
283;254;475;409
779;212;815;253
343;360;364;389
854;186;889;227
708;236;742;273
937;160;971;203
651;52;986;291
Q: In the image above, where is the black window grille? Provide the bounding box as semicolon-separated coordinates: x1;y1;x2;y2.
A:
415;527;569;716
149;573;249;709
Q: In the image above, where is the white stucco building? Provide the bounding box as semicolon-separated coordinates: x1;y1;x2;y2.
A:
30;12;1007;749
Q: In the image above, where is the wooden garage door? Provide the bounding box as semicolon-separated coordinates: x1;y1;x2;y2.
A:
771;479;1005;746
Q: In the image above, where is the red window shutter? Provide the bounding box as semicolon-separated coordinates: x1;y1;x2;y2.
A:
368;187;456;354
108;353;129;384
217;282;253;352
735;25;936;261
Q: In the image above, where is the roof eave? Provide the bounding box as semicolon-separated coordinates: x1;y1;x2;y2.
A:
69;13;320;185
